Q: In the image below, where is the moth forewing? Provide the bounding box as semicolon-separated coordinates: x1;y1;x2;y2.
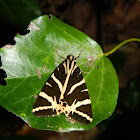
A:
32;55;93;125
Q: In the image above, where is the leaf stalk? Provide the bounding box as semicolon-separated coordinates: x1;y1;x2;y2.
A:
104;38;140;57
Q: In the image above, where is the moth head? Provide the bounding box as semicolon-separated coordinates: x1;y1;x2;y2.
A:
67;55;75;61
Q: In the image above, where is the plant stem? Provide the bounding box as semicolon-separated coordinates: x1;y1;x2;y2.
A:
104;38;140;57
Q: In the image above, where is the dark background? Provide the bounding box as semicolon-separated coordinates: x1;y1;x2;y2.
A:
0;0;140;139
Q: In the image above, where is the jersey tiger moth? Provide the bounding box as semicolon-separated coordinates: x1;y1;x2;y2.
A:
32;55;93;125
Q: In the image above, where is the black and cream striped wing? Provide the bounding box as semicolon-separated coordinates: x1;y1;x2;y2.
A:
64;68;92;125
61;55;93;125
32;59;67;117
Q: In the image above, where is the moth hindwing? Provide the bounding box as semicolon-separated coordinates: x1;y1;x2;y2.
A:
32;55;93;125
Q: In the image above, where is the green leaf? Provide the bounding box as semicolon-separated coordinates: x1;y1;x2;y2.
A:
0;15;119;132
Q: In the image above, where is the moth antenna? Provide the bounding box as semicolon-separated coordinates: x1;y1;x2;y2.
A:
57;54;65;60
70;43;83;59
56;46;69;56
55;48;67;60
71;47;78;56
75;50;82;60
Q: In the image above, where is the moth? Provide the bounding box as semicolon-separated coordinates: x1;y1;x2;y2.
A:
32;55;93;125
